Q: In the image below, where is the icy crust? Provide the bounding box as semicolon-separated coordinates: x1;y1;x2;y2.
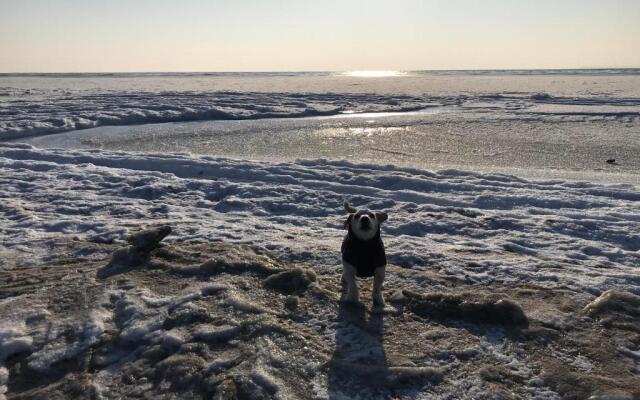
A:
1;89;639;139
0;295;107;399
1;143;639;295
0;91;436;139
1;240;639;399
0;242;343;399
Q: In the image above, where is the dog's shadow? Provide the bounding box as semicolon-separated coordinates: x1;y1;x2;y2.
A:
327;301;388;398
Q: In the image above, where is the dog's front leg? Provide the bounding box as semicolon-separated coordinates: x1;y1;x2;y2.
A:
372;267;385;306
341;261;359;303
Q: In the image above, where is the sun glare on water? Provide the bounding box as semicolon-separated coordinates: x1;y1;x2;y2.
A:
344;70;405;78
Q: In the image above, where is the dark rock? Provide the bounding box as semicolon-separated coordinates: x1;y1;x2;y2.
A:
97;226;172;279
127;226;172;252
263;268;316;294
492;299;528;325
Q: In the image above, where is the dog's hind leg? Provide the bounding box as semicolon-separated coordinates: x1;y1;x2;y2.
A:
372;267;385;307
341;261;359;303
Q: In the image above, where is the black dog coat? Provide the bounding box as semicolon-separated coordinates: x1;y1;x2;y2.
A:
341;226;386;278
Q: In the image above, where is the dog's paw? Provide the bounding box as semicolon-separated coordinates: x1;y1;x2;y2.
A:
341;293;360;304
373;295;385;308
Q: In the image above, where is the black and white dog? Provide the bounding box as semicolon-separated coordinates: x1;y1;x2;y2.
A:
341;201;388;306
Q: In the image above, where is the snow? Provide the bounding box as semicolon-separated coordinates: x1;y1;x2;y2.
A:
1;143;639;398
0;297;44;369
0;294;106;397
0;91;436;140
27;309;108;372
1;87;638;140
1;143;638;294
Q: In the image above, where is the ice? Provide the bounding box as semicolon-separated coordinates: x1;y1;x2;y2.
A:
27;310;107;372
0;91;438;140
0;295;109;397
1;84;638;140
0;298;45;368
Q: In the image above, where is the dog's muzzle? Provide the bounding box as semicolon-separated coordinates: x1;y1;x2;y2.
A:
359;216;371;230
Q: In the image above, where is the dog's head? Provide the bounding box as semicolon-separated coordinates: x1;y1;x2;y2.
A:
343;201;388;241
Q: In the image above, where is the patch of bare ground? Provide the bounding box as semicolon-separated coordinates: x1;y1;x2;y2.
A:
1;229;638;399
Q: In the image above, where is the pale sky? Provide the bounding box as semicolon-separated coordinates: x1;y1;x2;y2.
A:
1;0;639;72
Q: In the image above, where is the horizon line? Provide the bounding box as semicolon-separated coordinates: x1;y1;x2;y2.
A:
2;67;640;75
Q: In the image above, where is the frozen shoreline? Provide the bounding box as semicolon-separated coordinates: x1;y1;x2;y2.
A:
1;89;638;140
2;71;639;140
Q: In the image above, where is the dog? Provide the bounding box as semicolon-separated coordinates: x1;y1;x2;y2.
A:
341;201;388;306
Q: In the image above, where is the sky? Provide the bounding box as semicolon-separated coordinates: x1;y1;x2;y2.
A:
1;0;639;72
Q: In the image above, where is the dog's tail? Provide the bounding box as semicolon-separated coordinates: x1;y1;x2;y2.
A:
343;200;357;214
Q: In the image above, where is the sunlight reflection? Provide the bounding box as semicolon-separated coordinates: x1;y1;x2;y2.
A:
343;70;405;78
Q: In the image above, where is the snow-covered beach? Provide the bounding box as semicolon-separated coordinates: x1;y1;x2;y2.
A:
1;71;640;399
1;142;640;399
1;142;639;293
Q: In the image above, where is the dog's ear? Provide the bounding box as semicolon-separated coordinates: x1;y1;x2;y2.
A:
343;201;357;214
343;214;353;230
376;212;388;223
